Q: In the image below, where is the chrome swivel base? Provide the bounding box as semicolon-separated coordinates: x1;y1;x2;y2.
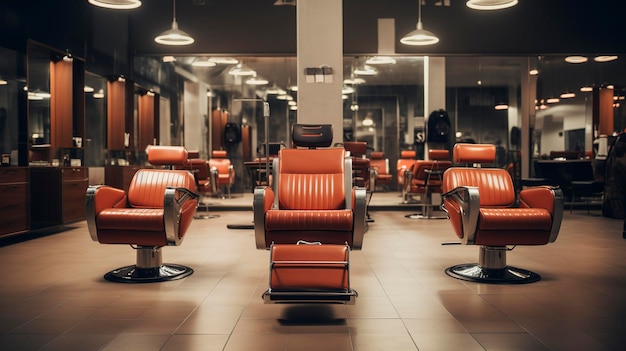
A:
104;246;193;283
444;245;541;284
104;264;194;283
445;264;540;284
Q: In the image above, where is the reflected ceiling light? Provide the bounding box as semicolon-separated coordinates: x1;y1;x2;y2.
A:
342;86;355;94
400;0;439;46
208;57;239;65
580;86;593;92
162;55;176;62
289;105;298;111
594;55;618;62
191;57;216;67
154;0;195;46
245;75;269;85
494;103;509;110
365;56;396;65
274;0;296;6
206;90;214;97
88;0;141;9
93;89;105;99
228;63;256;76
266;85;286;95
529;69;539;75
288;100;297;106
362;116;374;126
342;94;349;100
289;85;298;91
344;77;366;85
84;86;95;93
546;97;560;104
353;65;377;76
276;94;293;101
0;78;8;85
564;56;588;64
466;0;518;10
560;91;576;99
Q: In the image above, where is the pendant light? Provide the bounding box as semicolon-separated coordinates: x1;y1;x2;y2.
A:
466;0;518;11
154;0;194;46
88;0;142;9
400;0;439;46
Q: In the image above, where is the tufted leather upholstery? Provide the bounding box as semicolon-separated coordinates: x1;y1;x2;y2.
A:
397;150;416;187
253;127;367;250
86;146;199;283
440;143;563;283
369;151;392;189
209;150;235;197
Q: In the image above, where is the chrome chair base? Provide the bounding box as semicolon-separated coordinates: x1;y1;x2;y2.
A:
445;263;541;284
262;289;357;305
104;264;194;283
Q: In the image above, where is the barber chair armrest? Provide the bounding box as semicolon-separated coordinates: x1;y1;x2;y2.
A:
164;187;199;246
85;185;127;242
352;186;367;250
441;186;480;245
519;186;564;243
254;186;275;249
228;165;235;184
209;166;219;192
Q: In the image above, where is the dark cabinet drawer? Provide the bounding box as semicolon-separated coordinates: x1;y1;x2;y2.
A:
62;167;88;181
0;168;28;183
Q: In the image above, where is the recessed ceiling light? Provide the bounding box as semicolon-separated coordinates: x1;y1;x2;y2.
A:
565;56;588;64
594;55;618;63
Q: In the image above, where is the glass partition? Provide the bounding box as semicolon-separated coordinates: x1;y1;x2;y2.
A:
84;71;107;167
0;46;26;165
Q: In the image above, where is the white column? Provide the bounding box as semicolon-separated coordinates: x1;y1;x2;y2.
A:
296;0;343;145
424;56;446;157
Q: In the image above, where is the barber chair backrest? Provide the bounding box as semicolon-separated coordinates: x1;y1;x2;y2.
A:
444;143;515;207
343;141;368;157
277;148;346;210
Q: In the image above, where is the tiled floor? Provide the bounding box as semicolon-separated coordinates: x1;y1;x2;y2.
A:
1;192;625;350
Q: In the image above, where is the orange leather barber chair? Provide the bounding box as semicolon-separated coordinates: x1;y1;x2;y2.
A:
403;149;452;219
253;124;367;304
441;143;563;283
369;151;392;191
397;150;417;191
86;146;199;283
209;150;235;198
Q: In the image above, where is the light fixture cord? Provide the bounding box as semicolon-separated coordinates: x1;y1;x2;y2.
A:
173;0;177;22
418;0;422;23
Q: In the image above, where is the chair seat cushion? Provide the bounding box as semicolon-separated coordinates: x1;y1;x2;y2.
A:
266;210;353;231
97;208;165;232
478;208;552;231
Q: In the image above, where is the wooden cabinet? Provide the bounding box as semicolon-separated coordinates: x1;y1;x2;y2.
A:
61;167;88;223
0;168;29;237
30;167;88;230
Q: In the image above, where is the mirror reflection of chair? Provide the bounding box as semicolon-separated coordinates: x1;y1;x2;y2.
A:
369;151;392;191
187;158;219;219
253;124;367;304
209;150;235;198
342;141;374;222
403;149;452;219
441;143;564;284
396;150;417;192
86;145;200;283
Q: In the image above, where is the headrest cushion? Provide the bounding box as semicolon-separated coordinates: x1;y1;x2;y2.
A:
291;124;333;148
147;146;188;166
212;150;228;158
453;143;496;164
401;150;416;159
343;141;367;156
428;149;449;161
370;151;384;160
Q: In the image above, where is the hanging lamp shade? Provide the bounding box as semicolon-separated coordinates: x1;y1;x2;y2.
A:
466;0;518;10
88;0;142;9
401;1;439;46
154;0;194;46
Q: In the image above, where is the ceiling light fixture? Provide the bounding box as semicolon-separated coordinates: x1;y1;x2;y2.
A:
494;103;509;110
353;65;377;76
154;0;194;46
191;57;216;67
529;69;539;76
594;55;618;63
208;57;239;65
580;86;594;92
466;0;518;10
228;63;256;76
564;56;588;64
365;56;396;65
0;78;8;85
88;0;141;9
245;75;269;85
560;91;576;99
400;0;439;46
